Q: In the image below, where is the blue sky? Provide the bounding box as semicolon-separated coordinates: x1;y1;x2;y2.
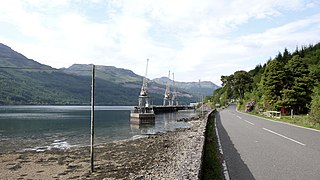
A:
0;0;319;85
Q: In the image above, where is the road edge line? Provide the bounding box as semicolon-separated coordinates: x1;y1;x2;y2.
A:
215;112;230;180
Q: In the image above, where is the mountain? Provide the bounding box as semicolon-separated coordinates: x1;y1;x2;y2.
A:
0;43;52;69
0;43;205;105
60;64;197;104
153;77;220;97
60;64;142;83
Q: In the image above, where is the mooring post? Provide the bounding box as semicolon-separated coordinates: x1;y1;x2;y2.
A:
90;64;95;172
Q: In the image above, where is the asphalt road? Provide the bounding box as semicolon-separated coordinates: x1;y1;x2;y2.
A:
216;105;320;180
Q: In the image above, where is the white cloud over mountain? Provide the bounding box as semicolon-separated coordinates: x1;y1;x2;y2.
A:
0;0;319;85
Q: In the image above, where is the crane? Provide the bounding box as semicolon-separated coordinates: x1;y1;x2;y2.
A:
163;70;172;106
138;59;150;108
171;72;178;106
131;59;155;124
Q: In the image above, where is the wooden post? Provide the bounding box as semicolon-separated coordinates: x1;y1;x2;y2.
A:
90;64;95;172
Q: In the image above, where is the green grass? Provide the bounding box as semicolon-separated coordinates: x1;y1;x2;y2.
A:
201;111;222;180
249;112;320;130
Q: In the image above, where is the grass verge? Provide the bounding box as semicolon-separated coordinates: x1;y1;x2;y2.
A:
248;112;320;130
201;111;222;180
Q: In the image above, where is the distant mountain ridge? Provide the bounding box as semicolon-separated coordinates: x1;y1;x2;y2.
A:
153;77;220;97
0;43;52;69
60;64;142;83
0;43;217;105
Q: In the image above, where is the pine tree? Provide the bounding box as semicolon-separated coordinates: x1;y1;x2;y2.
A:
282;48;291;64
284;55;314;114
262;60;287;110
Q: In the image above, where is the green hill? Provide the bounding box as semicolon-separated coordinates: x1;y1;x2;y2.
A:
0;43;206;105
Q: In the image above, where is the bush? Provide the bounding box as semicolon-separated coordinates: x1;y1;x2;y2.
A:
237;99;244;110
309;84;320;124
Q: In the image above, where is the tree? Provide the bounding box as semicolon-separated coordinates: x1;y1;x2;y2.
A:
220;74;234;100
283;55;314;114
249;64;265;89
212;87;228;106
282;48;291;64
275;52;283;63
262;60;287;110
233;70;253;99
309;84;320;124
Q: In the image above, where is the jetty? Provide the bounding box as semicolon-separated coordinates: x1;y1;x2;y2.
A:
155;70;194;113
152;105;195;114
130;60;195;124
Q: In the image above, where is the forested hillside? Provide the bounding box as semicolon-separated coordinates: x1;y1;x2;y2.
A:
210;42;320;121
0;43;213;105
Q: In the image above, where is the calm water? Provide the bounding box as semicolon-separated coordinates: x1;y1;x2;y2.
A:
0;106;197;153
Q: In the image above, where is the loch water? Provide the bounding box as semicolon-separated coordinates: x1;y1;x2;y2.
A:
0;106;198;153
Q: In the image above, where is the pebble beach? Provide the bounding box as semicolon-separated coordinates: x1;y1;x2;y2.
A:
0;115;207;180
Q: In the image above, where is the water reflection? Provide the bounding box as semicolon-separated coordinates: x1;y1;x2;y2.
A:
130;124;156;135
0;106;198;152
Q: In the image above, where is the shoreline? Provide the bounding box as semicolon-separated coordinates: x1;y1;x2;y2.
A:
0;107;198;154
1;114;207;179
1;117;194;154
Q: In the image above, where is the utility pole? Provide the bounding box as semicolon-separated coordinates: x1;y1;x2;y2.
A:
90;64;95;172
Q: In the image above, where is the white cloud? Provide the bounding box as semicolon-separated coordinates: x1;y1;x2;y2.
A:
238;13;320;52
0;0;319;85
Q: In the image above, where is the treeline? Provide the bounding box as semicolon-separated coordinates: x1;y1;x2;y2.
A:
208;42;320;122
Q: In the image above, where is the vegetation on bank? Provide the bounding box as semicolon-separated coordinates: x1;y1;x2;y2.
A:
248;111;320;130
201;111;222;180
206;42;320;127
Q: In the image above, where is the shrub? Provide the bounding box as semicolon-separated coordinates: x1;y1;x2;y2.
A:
309;84;320;124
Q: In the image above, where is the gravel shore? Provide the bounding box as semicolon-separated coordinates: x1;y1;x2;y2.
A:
0;114;207;180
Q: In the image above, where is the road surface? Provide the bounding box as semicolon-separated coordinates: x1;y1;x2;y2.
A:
216;105;320;179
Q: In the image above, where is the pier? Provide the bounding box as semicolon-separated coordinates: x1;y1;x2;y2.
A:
152;105;195;114
150;70;195;114
130;60;196;124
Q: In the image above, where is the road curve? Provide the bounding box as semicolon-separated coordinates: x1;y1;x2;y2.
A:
216;105;320;180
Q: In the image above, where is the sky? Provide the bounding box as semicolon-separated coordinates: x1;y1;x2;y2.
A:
0;0;320;85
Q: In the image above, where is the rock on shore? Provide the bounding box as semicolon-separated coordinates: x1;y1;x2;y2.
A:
0;114;208;180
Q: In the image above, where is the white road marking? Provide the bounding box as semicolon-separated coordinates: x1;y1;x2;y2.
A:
244;120;254;125
236;115;242;119
262;128;306;146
